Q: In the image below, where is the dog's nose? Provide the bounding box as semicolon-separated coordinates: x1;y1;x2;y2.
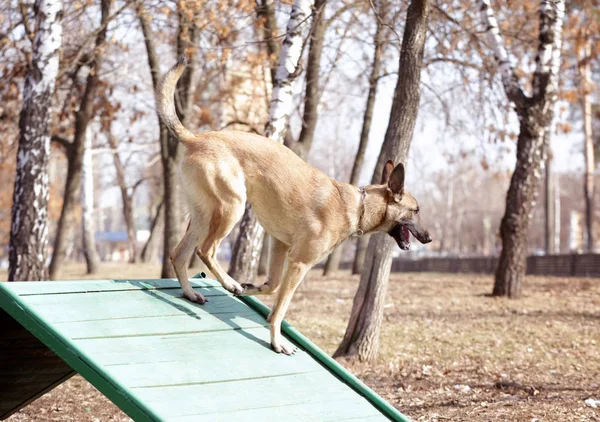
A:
423;233;432;244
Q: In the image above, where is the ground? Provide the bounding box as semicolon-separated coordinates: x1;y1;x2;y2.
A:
2;263;599;422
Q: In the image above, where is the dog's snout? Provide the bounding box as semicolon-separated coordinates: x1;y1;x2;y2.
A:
422;233;432;244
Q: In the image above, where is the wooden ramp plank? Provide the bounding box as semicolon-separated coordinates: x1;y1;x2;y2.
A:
170;398;387;422
0;279;407;422
8;278;221;295
19;289;248;324
133;371;377;419
53;312;266;340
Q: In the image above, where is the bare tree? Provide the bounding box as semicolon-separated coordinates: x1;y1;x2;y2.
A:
107;131;138;263
138;3;198;278
334;0;430;362
9;0;63;281
256;0;280;83
141;200;163;263
49;0;112;280
478;0;565;297
329;8;386;276
229;0;314;284
81;127;100;273
580;38;594;252
285;0;326;160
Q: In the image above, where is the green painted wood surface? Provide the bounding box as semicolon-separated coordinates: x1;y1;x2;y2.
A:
0;278;407;421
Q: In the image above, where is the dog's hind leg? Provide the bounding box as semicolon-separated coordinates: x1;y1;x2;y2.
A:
197;202;245;295
170;218;208;304
241;237;289;296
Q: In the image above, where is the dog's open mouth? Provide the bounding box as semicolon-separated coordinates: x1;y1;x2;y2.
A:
389;224;411;250
388;223;432;250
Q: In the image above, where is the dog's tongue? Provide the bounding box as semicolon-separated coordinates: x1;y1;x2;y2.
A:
402;225;410;243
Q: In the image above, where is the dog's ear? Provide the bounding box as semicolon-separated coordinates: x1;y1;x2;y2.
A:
388;163;405;195
381;160;395;184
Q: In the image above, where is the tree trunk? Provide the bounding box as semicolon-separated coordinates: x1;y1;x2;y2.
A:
334;0;430;362
257;235;270;276
544;148;555;254
494;112;548;297
285;0;326;159
138;4;197;278
141;200;163;263
229;0;314;284
256;0;280;84
581;39;594;252
49;0;111;280
352;235;370;275
323;245;343;275
81;128;100;274
554;172;561;252
107;134;137;263
9;0;63;282
229;205;266;284
482;0;565;297
345;16;385;275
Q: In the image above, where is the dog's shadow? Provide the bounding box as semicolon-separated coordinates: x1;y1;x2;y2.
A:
120;277;273;352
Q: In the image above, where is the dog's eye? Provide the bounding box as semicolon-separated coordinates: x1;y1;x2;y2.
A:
415;207;419;214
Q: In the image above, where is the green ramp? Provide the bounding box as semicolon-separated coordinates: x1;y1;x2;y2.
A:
0;275;411;421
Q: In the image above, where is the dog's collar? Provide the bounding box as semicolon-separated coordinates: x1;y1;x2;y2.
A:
353;187;366;237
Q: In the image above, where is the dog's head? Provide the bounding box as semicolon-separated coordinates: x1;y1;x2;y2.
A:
377;160;432;250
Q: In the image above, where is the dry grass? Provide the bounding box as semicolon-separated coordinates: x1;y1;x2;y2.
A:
3;264;600;421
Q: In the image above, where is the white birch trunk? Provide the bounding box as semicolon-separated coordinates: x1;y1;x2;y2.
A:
264;0;314;141
478;0;523;103
9;0;63;281
81;128;100;273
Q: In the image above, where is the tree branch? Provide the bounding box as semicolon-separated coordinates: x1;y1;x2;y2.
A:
51;135;73;152
423;56;483;70
18;0;35;47
478;0;528;108
324;1;360;30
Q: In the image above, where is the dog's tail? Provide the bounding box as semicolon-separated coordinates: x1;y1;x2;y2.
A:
156;56;195;143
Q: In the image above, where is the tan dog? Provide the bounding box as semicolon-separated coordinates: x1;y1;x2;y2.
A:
157;58;432;354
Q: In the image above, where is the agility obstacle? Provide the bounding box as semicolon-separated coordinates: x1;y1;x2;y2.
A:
0;274;410;421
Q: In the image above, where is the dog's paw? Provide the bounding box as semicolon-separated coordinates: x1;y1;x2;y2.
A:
183;289;208;304
228;281;245;296
238;283;260;296
271;340;297;355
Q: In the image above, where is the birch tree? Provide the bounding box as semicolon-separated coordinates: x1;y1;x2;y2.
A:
9;0;63;281
478;0;565;297
335;0;430;362
229;0;314;284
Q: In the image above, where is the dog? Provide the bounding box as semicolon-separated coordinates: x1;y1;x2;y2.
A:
157;57;432;355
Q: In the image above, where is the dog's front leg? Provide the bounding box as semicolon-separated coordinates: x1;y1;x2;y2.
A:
241;237;289;296
268;260;309;355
